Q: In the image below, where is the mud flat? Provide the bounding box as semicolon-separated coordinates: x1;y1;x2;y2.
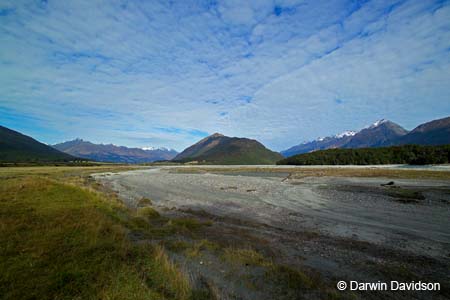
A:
94;166;450;300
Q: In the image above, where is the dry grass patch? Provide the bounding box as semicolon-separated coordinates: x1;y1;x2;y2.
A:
143;245;192;300
222;247;271;267
171;166;450;180
186;239;220;257
288;168;450;180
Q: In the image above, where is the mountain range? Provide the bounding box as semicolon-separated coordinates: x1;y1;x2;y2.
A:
1;115;449;164
173;133;283;165
281;117;450;157
53;139;178;163
0;126;75;163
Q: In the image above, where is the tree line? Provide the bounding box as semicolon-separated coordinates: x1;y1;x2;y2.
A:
277;145;450;165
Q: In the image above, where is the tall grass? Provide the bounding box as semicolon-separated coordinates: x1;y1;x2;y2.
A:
0;173;192;300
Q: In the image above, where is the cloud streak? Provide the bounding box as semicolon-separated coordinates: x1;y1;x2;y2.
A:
0;0;449;151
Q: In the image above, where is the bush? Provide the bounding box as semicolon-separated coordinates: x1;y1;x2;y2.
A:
137;207;160;219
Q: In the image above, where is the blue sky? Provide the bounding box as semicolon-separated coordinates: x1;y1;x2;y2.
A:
1;0;449;151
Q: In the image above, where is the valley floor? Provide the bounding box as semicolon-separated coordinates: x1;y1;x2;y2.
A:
1;165;449;300
95;165;450;300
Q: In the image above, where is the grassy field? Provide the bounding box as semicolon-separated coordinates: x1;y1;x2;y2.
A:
0;166;201;300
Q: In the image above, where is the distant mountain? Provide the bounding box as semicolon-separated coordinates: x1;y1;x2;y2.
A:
281;119;409;157
393;116;450;146
53;139;178;163
0;125;75;163
173;133;283;165
281;131;356;158
343;119;408;148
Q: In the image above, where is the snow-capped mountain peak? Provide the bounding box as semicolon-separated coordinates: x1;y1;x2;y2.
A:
158;147;175;152
281;118;409;157
334;130;357;138
368;119;388;129
142;146;175;152
301;130;356;144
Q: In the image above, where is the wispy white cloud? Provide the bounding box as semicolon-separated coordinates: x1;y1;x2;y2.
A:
0;0;449;151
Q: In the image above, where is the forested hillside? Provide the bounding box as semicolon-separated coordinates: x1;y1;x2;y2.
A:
277;145;450;165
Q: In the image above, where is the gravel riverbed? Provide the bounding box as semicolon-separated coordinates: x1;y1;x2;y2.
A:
94;166;450;300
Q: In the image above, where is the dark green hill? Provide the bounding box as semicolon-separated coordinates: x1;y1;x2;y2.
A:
173;133;283;165
277;145;450;165
0;125;76;163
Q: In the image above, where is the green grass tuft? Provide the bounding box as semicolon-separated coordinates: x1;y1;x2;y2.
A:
166;218;212;233
137;206;160;219
266;265;314;290
137;197;153;206
0;172;192;300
